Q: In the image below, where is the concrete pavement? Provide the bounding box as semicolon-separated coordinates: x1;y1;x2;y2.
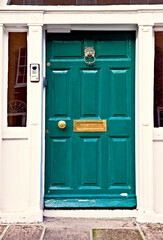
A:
0;217;163;239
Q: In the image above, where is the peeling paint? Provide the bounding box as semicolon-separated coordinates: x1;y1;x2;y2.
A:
120;193;128;197
78;200;89;202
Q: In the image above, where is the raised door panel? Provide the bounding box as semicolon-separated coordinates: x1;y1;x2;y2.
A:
109;138;130;193
52;41;82;57
51;70;70;116
109;69;128;117
97;40;128;58
80;70;99;117
49;138;71;190
80;137;100;188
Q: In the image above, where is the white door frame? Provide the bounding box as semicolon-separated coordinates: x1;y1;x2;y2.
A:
0;6;160;222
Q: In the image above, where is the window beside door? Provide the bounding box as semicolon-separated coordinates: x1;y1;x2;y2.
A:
7;32;27;127
154;32;163;127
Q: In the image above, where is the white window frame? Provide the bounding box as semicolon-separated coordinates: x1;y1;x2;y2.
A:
2;27;28;139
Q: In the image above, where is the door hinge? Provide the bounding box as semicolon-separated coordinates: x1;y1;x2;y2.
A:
43;77;47;88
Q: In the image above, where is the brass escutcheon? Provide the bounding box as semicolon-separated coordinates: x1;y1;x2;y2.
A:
47;62;50;67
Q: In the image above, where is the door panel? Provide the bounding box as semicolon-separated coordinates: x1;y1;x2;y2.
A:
52;70;70;116
81;70;99;116
51;138;71;187
110;138;128;186
53;41;82;57
97;40;127;57
110;69;128;115
45;31;136;208
80;137;99;187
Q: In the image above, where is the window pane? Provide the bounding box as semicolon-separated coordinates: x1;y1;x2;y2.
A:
8;0;163;4
154;32;163;127
7;32;27;127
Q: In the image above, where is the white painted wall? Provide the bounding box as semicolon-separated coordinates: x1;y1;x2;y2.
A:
27;24;43;215
0;5;163;223
1;140;29;212
0;0;7;8
0;24;4;220
153;130;163;214
153;140;163;214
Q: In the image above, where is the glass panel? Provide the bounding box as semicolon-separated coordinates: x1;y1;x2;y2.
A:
9;0;163;5
154;32;163;127
7;32;27;127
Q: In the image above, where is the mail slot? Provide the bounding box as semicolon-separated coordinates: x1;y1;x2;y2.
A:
74;120;107;132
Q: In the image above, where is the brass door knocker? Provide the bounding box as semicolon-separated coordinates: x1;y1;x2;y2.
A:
84;47;96;66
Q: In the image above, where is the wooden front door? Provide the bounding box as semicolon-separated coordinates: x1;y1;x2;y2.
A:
45;31;136;208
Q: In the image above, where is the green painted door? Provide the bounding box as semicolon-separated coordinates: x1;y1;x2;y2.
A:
45;31;136;208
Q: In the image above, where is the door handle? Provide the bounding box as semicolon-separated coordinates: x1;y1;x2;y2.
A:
58;120;66;129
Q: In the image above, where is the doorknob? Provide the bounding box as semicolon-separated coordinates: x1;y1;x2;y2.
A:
58;120;66;129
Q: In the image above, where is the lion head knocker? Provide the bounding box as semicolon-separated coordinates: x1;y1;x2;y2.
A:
84;47;96;66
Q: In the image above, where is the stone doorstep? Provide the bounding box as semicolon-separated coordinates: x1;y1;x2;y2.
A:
43;217;137;229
